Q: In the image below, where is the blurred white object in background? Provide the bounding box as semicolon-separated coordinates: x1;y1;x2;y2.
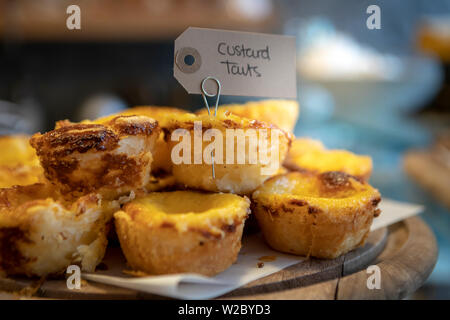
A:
290;17;443;145
76;94;127;121
0;99;44;135
225;0;273;20
296;19;404;81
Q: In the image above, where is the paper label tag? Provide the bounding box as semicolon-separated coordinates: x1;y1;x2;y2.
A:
174;27;297;98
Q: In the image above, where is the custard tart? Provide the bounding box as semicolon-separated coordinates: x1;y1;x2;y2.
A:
164;112;291;194
96;106;187;175
30;115;160;199
252;171;381;259
284;138;373;181
0;183;120;277
197;99;299;133
115;191;250;276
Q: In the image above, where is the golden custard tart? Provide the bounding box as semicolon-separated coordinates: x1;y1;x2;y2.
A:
197;99;300;133
0;183;121;277
0;135;45;188
30;115;160;199
114;191;250;276
285;137;325;157
252;171;381;259
96;106;187;126
96;106;188;175
164;112;292;195
284;138;373;181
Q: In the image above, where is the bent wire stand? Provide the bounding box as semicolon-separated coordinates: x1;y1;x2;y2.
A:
200;76;221;179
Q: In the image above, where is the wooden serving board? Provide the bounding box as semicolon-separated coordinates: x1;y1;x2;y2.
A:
225;217;438;300
0;217;437;300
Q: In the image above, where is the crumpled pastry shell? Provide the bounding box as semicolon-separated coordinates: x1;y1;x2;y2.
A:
30;115;160;198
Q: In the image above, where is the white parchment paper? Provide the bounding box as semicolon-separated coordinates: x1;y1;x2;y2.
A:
82;198;424;299
370;198;424;231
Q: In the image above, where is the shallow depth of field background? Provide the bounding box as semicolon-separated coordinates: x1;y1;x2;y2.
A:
0;0;449;299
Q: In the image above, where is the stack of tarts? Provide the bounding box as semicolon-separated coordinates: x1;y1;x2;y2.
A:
0;99;381;281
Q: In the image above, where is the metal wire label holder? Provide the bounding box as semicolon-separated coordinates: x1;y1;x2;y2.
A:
200;76;221;179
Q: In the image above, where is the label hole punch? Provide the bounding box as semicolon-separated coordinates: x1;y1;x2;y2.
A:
175;47;201;74
184;54;195;66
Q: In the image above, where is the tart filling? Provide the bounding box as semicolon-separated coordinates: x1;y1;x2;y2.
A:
114;191;250;276
197;99;300;133
0;135;44;188
252;171;381;259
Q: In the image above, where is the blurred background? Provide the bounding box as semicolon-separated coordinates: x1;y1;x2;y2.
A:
0;0;449;299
